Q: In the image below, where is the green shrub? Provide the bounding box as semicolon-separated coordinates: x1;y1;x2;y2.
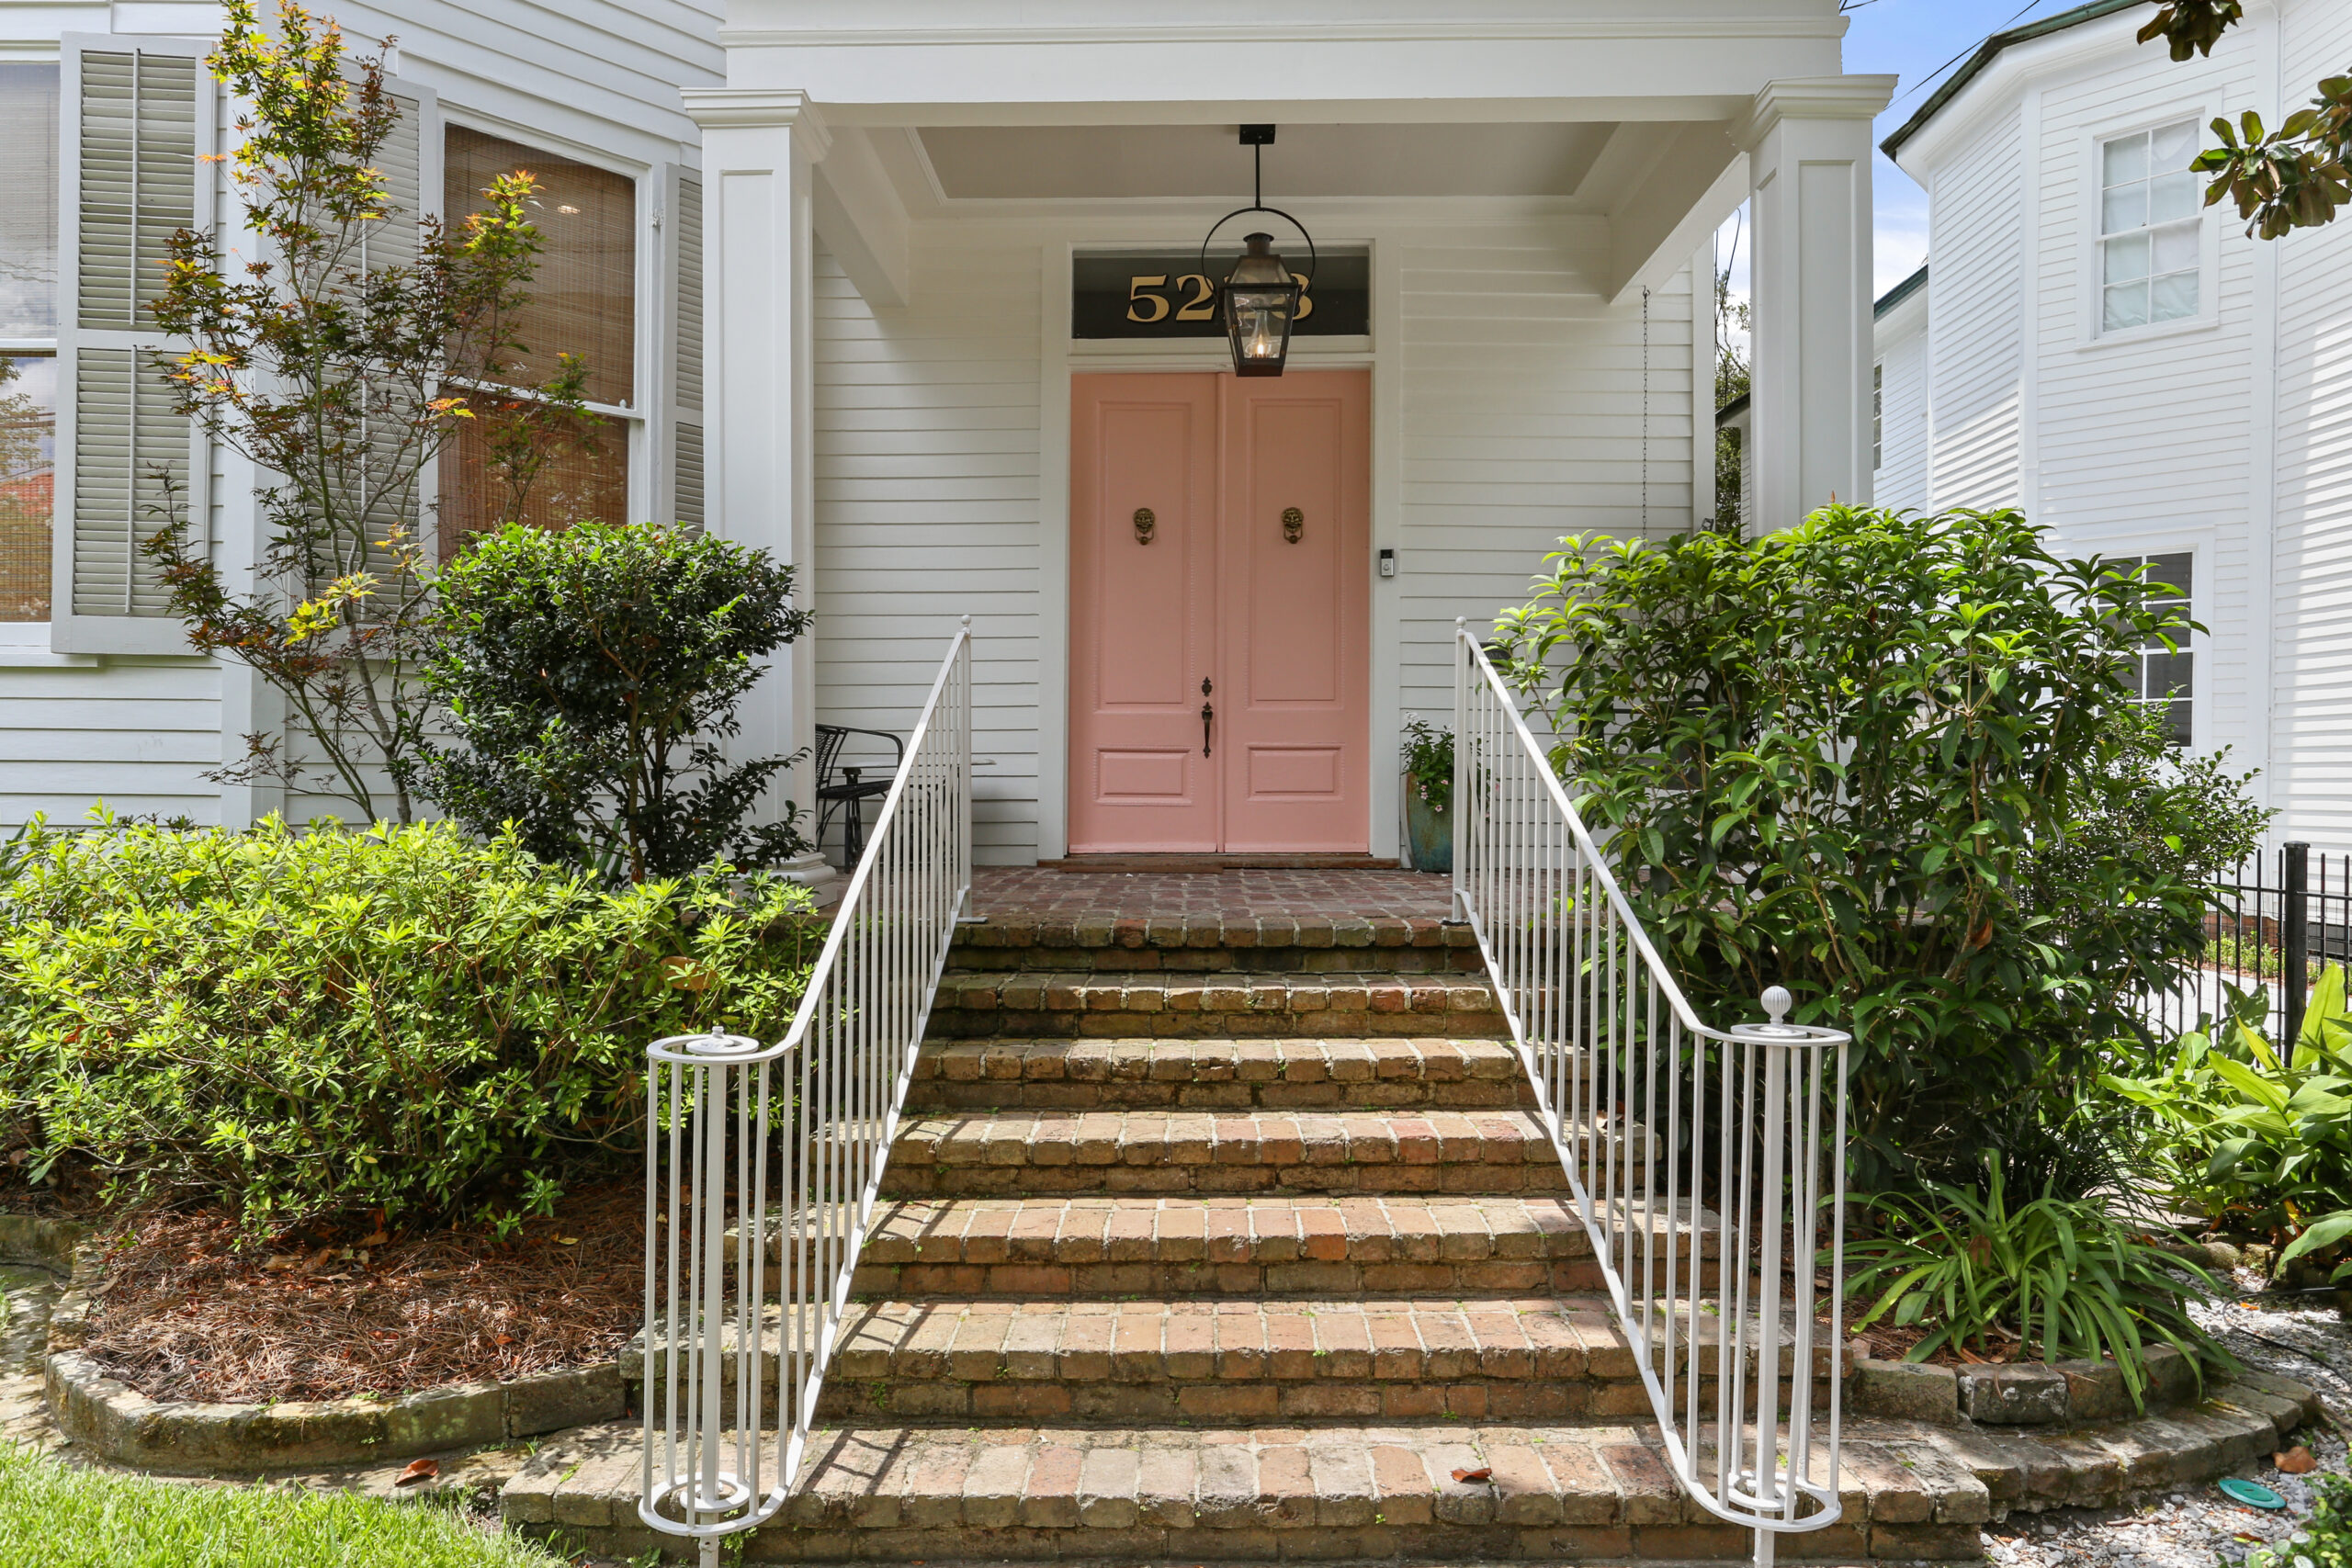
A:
2105;968;2352;1282
417;521;816;884
2248;1473;2352;1568
0;813;816;1232
1493;504;2263;1186
1844;1158;2229;1409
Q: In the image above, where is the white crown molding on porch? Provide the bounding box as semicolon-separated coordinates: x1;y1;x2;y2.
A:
682;88;835;161
1729;74;1901;151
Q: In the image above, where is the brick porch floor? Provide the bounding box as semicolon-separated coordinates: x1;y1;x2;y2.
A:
969;865;1453;922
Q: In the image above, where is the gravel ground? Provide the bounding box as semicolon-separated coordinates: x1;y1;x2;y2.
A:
1981;1276;2350;1568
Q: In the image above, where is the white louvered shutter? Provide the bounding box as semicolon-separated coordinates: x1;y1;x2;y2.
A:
351;84;434;586
670;170;705;531
53;36;209;653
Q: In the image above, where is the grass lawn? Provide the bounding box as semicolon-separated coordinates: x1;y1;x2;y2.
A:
0;1445;571;1568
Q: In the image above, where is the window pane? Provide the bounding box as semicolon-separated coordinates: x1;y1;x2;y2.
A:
2152;119;2199;167
436;405;629;559
0;64;61;337
2149;169;2199;224
0;353;54;621
2104;282;2150;332
2102;184;2146;234
2152;221;2199;275
2146;553;2193;596
2105;131;2150;186
2151;268;2198;321
2103;231;2151;284
444;127;636;409
2163;698;2192;747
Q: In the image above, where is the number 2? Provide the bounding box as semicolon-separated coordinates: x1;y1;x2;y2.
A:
1174;274;1216;321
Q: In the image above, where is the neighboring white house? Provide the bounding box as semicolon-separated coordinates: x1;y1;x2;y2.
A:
1874;0;2352;852
1;1;1894;868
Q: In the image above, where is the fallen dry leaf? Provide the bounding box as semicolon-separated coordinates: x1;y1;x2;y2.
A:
394;1458;439;1487
2276;1446;2318;1474
262;1256;300;1272
358;1231;390;1247
1451;1468;1492;1483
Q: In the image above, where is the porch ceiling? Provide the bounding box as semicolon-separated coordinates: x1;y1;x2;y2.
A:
911;121;1645;202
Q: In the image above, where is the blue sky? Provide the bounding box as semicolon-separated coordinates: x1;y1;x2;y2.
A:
1845;0;2108;292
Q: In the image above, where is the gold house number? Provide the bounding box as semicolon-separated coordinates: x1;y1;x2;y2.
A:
1126;273;1315;324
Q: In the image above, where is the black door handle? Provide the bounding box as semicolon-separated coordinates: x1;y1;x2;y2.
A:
1200;676;1214;757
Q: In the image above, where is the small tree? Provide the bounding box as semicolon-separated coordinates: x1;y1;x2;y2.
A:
1494;505;2262;1187
2140;1;2349;236
416;522;816;884
144;0;595;822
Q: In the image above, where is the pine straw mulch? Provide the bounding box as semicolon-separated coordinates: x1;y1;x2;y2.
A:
77;1183;645;1404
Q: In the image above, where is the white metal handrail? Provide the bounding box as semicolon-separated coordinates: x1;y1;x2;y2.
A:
1452;621;1849;1568
639;619;974;1564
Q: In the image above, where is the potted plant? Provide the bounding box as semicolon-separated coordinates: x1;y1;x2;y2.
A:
1401;716;1453;874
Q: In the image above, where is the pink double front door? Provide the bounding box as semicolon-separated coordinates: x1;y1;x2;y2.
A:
1069;370;1372;854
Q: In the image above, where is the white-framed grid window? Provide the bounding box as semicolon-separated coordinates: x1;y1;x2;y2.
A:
2099;120;2202;334
1;61;61;630
2118;550;2194;746
1871;361;1883;472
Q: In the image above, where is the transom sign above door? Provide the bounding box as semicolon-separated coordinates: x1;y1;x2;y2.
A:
1069;371;1371;855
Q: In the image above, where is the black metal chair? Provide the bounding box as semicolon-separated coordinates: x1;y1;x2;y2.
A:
814;722;904;865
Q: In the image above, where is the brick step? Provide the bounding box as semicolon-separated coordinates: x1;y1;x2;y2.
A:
925;972;1509;1041
852;1195;1707;1300
950;911;1480;979
815;1297;1825;1426
909;1037;1535;1111
877;1110;1633;1197
503;1420;1981;1562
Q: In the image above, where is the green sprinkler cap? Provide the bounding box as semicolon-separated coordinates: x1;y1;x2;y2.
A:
2219;1477;2286;1509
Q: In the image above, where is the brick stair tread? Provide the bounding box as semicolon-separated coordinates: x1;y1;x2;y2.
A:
502;1419;1984;1546
937;971;1500;1014
859;1193;1713;1271
910;1035;1535;1110
895;1108;1563;1167
954;912;1476;953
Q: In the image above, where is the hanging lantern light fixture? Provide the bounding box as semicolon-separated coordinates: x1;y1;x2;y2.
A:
1200;125;1316;378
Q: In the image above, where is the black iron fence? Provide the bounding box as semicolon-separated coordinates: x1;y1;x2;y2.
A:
2147;842;2352;1059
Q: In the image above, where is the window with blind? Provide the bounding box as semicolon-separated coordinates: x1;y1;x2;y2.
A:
2099;121;2202;334
2;63;61;623
437;126;636;554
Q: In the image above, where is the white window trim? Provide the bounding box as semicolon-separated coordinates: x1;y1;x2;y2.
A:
2077;104;2222;350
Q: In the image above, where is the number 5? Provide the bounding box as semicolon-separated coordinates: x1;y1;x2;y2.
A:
1126;276;1170;323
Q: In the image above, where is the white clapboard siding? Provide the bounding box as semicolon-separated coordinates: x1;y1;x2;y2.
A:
2271;0;2352;848
1872;310;1930;511
1925;104;2024;513
812;242;1042;862
1396;231;1699;722
0;661;222;827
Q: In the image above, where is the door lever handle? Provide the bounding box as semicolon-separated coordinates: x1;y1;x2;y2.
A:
1201;694;1214;757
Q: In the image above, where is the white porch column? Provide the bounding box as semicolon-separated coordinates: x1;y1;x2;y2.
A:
681;89;833;880
1733;76;1895;530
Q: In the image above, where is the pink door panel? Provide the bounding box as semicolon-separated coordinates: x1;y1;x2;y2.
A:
1220;372;1371;852
1068;375;1219;852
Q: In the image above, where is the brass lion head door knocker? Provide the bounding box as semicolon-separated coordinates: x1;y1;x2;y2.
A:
1281;506;1304;544
1133;507;1156;545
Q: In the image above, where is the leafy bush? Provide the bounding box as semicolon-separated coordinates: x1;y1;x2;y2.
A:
2105;968;2352;1282
418;522;816;884
1493;504;2261;1184
1844;1159;2228;1408
2248;1473;2352;1568
0;814;816;1232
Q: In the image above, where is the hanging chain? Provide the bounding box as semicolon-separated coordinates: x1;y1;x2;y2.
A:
1636;288;1656;540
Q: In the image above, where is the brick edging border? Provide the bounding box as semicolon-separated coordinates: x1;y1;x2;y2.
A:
3;1213;626;1473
